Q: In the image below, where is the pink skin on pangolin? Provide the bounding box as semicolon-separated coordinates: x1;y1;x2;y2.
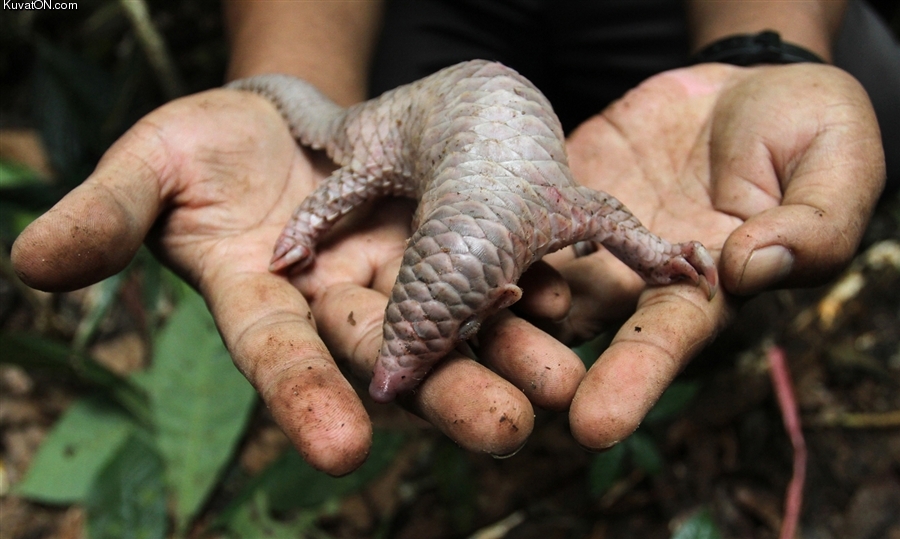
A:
227;60;718;403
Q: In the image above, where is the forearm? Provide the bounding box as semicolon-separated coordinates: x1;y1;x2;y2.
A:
686;0;847;62
224;0;384;106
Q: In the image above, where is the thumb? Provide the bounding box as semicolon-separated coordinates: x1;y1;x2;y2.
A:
12;122;168;292
709;66;885;295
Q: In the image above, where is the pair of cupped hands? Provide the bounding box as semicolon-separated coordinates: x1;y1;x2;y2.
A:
12;63;884;475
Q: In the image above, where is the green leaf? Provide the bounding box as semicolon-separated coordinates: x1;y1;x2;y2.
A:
218;429;405;528
226;492;320;539
587;442;626;498
72;273;126;352
0;198;41;244
136;250;175;334
11;207;41;235
15;397;136;504
571;332;614;368
626;431;664;476
142;290;256;531
670;508;723;539
0;332;151;426
32;44;88;181
0;184;67;215
33;39;116;181
433;441;476;531
84;435;168;539
644;381;700;424
0;159;43;189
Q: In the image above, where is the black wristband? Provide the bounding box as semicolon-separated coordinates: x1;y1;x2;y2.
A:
690;30;827;66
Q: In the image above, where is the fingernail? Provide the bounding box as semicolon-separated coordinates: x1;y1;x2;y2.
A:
578;440;620;454
491;441;528;459
739;245;793;294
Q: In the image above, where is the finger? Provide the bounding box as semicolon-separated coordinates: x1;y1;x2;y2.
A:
569;284;730;450
710;66;886;294
405;352;534;456
539;250;645;343
312;283;534;456
477;311;585;412
513;260;571;321
205;271;372;476
11;124;168;291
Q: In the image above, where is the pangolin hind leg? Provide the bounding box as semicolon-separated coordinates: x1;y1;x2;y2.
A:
570;188;719;299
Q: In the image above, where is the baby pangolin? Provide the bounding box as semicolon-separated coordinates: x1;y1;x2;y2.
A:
226;60;718;403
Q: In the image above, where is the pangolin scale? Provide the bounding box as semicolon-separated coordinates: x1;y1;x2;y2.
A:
226;60;718;403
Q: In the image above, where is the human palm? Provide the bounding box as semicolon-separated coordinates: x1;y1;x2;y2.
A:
552;63;884;449
11;88;573;474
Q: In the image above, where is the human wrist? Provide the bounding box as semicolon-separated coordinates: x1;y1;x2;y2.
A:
223;0;382;106
689;31;827;66
686;0;846;63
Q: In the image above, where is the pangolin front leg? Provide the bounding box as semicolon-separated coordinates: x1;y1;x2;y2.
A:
268;167;408;272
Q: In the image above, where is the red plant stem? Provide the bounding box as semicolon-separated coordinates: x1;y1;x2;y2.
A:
767;344;807;539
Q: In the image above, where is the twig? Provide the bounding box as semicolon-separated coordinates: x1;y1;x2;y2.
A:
808;240;900;331
468;510;526;539
119;0;185;99
767;344;806;539
809;409;900;428
598;467;646;510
